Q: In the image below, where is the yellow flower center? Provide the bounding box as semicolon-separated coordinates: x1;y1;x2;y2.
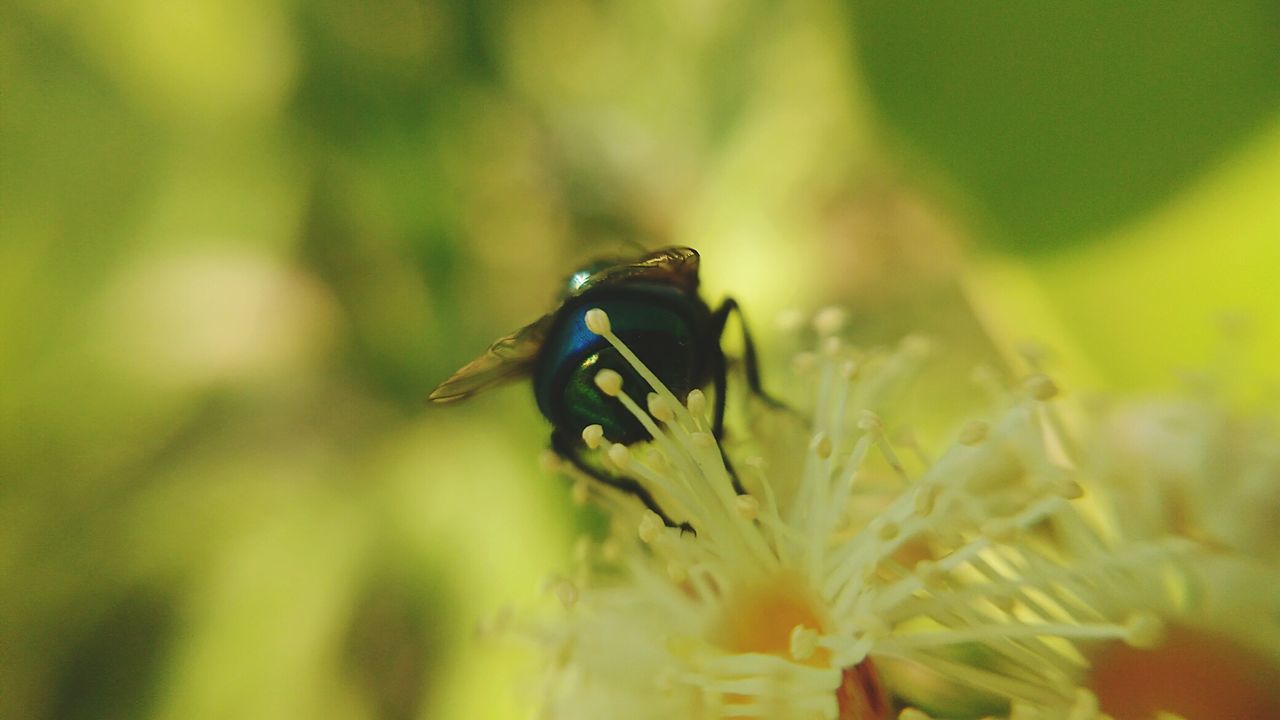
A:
713;571;890;719
716;571;834;664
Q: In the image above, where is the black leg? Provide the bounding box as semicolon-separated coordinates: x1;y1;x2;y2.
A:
711;297;791;411
551;430;693;534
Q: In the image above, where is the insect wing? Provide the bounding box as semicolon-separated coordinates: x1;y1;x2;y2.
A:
427;313;554;403
573;246;700;296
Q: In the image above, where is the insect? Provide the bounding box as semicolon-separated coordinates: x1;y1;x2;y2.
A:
429;247;776;528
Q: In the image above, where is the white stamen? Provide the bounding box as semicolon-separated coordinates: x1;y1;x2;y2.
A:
595;368;624;396
571;478;589;506
584;307;611;335
581;424;605;449
607;443;630;470
647;393;676;423
1123;613;1164;648
686;389;707;420
958;419;989;445
1025;373;1059;401
813;306;847;336
735;494;760;520
789;624;819;660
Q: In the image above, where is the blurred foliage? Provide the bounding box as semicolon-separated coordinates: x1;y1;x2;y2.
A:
852;1;1280;251
2;1;1277;719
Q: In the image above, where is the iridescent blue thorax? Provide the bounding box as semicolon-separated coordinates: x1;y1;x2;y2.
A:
533;281;713;444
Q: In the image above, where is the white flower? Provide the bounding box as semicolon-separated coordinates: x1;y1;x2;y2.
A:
518;309;1202;720
1067;391;1280;719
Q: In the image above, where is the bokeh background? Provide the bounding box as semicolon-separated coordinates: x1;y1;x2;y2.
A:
3;2;1278;719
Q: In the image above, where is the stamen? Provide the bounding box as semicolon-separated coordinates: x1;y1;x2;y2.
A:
789;625;819;660
570;478;589;505
647;392;676;423
810;432;833;459
686;389;707;421
638;511;663;543
958;419;989;445
813;306;847;336
1025;373;1059;401
584;307;611;335
581;423;605;449
595;368;624;396
607;442;630;470
1122;613;1164;648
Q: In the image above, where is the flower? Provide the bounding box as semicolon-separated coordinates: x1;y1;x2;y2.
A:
1067;390;1280;719
513;308;1217;720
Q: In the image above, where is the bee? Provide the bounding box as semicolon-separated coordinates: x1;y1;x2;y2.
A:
429;247;775;528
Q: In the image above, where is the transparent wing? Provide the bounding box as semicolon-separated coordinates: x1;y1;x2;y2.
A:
427;313;554;403
574;246;700;295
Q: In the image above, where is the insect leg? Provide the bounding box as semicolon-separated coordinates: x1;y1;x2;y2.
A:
711;297;790;410
550;430;694;535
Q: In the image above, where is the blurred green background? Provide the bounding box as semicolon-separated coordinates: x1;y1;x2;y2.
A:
3;1;1277;719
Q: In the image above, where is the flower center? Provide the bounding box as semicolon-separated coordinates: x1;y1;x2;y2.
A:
714;571;891;719
1089;624;1280;720
716;571;833;664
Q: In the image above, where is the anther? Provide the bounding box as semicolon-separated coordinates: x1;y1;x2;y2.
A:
554;579;578;609
789;625;819;660
776;308;805;332
584;308;611;335
901;333;934;358
876;520;900;542
666;562;688;584
539;449;562;472
1053;478;1085;500
958;420;989;446
1123;613;1165;649
647;393;676;423
645;447;668;472
734;494;760;520
810;432;833;459
813;306;847;336
1025;373;1059;401
607;443;631;470
691;431;716;449
638;512;663;543
839;359;860;380
571;478;590;506
581;424;605;449
573;536;591;562
913;485;940;516
595;369;624;396
822;335;842;357
857;411;883;433
600;539;621;562
686;389;707;418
